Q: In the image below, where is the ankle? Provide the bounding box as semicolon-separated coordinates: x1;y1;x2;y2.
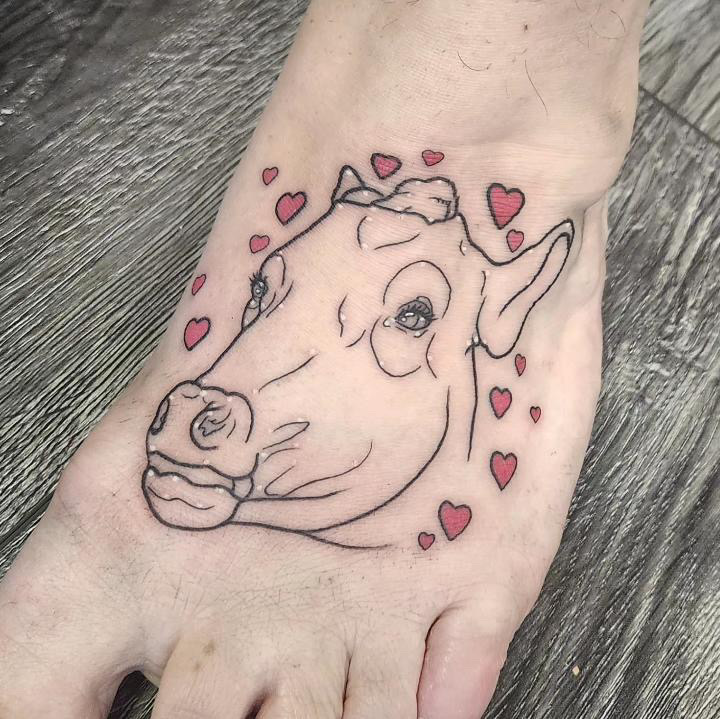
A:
250;0;646;216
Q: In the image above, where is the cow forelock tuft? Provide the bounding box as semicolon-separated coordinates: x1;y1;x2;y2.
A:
373;177;458;224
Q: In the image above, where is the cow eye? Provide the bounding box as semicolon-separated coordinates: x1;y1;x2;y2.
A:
395;296;434;331
242;272;270;329
249;273;268;303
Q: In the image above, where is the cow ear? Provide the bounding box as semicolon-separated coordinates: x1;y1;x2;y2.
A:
476;220;574;358
332;166;382;204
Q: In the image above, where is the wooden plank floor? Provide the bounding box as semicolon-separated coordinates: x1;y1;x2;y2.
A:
1;1;718;717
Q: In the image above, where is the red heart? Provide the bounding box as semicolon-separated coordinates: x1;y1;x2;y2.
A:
490;451;517;490
275;192;307;225
422;149;445;167
191;274;206;295
514;353;526;376
489;387;512;418
487;183;525;229
249;234;270;253
184;317;211;351
418;532;435;551
438;500;472;541
506;229;525;252
262;167;278;185
530;406;542;423
371;152;402;179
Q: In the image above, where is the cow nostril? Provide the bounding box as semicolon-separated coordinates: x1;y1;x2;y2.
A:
191;405;232;450
150;397;170;435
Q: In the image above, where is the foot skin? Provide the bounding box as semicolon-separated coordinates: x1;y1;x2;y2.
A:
0;1;648;717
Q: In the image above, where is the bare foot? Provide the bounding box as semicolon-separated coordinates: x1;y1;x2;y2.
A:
0;1;649;717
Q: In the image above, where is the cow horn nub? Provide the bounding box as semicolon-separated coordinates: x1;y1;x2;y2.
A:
331;165;384;205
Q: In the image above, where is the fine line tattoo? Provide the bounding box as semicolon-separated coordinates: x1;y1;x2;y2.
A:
143;158;574;549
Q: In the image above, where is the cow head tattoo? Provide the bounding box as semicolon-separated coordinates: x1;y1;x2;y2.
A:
143;165;574;547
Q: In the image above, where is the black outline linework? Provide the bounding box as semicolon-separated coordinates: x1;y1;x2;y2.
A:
425;334;437;379
283;443;373;498
257;355;315;393
486;182;526;230
275;191;308;226
143;161;575;548
265;283;294;319
467;346;480;461
490;450;518;491
438;500;473;541
249;233;271;253
422;149;445;166
373;232;421;251
263;421;309;452
370;152;402;179
369;319;421;378
489;386;513;419
191;274;206;295
262;166;278;186
337;296;347;337
345;330;366;348
184;317;211;351
468;220;574;361
417;531;436;550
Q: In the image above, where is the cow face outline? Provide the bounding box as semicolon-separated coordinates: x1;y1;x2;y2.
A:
142;165;574;548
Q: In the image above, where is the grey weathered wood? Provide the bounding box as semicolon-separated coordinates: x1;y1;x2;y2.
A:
1;1;718;718
640;0;720;143
486;89;720;719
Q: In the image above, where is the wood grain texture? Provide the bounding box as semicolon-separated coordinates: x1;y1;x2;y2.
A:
1;1;718;718
640;0;720;143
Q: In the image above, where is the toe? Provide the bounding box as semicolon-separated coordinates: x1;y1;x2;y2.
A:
0;512;141;719
256;675;344;719
255;634;348;719
342;630;426;719
417;601;516;719
150;637;264;719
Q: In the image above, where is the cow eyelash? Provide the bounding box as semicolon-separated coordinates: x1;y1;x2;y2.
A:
394;297;435;331
404;299;433;319
249;272;269;299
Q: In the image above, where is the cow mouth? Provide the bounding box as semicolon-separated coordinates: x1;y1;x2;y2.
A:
142;455;254;530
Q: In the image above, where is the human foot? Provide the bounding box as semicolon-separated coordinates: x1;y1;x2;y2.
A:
0;1;648;717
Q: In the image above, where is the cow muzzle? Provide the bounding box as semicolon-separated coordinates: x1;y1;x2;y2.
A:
142;381;256;529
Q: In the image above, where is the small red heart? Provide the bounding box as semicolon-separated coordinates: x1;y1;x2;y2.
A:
506;229;525;252
490;451;517;490
438;500;472;541
249;234;270;253
191;274;206;295
422;149;445;166
371;152;402;179
184;317;211;351
530;406;542;423
262;167;278;185
487;183;525;229
418;532;435;551
515;353;526;376
275;192;307;225
489;387;512;418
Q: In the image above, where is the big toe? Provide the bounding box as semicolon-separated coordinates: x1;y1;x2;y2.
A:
417;599;520;719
